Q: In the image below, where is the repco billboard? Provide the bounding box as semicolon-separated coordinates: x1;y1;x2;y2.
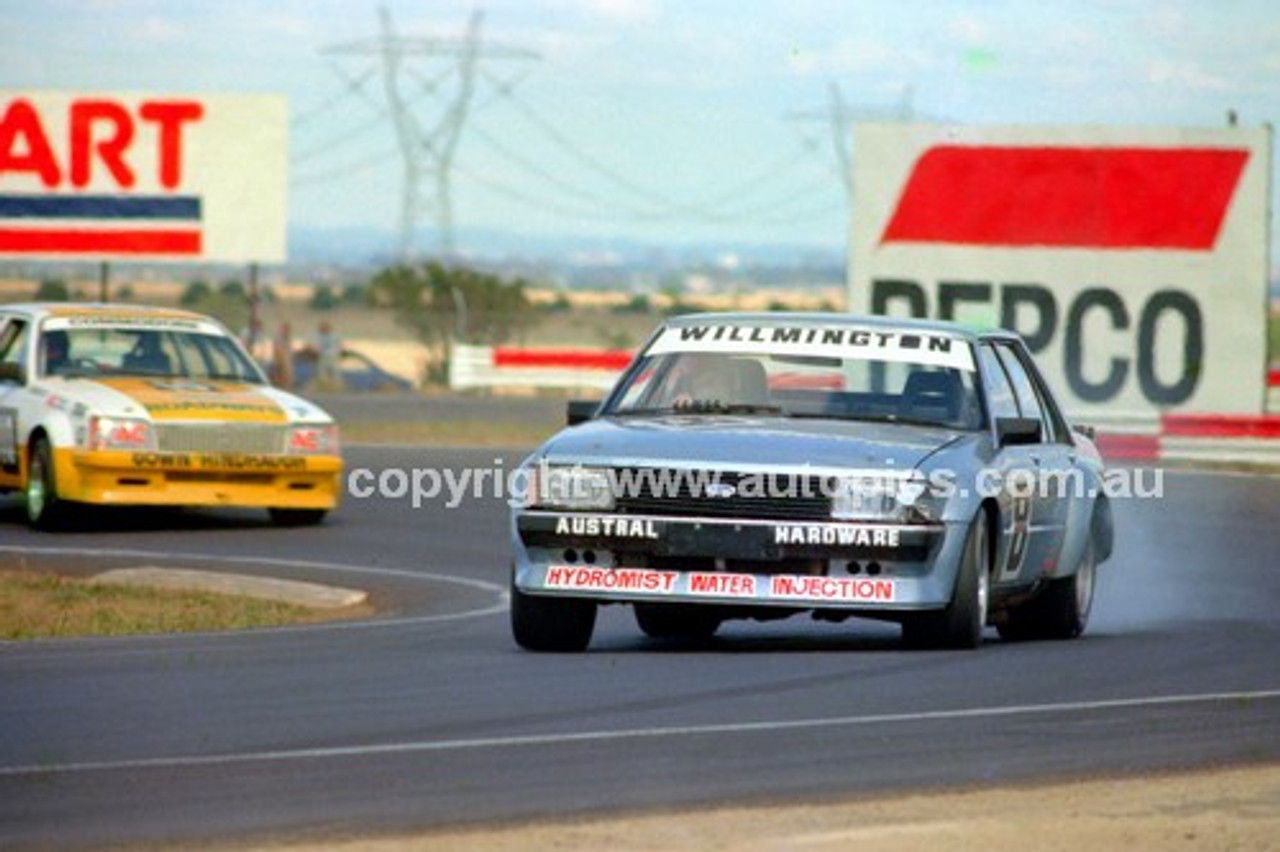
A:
0;90;287;263
849;123;1271;416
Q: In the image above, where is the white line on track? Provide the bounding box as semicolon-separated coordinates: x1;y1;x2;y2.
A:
0;545;509;634
2;689;1276;778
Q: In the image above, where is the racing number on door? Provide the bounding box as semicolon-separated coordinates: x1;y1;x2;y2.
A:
1002;493;1032;581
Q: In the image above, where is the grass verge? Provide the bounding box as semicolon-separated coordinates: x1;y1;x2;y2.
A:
0;570;366;640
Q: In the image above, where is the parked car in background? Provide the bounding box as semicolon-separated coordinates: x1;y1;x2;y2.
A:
292;346;414;392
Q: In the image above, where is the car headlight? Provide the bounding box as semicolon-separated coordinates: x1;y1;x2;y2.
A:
831;472;941;523
88;415;155;451
287;424;340;455
532;465;615;511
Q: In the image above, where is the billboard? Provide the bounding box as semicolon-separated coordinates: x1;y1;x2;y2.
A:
0;91;287;263
849;123;1271;416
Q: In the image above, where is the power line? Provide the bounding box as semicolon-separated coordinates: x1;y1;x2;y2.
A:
320;6;538;261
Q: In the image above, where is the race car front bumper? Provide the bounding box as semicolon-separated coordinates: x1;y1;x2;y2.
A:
513;510;966;611
54;448;342;510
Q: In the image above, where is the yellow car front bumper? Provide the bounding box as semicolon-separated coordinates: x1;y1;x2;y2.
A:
54;448;343;510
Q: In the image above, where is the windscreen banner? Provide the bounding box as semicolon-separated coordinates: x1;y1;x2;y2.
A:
0;90;287;263
848;123;1272;416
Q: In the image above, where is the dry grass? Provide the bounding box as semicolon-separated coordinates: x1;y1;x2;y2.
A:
0;570;365;640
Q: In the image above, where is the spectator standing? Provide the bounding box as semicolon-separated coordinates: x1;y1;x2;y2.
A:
316;320;342;392
270;321;294;388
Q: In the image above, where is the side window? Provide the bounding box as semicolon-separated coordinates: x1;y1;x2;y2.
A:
995;344;1046;441
978;344;1019;422
0;319;30;377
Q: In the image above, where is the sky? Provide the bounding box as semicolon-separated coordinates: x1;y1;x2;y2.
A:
2;0;1278;258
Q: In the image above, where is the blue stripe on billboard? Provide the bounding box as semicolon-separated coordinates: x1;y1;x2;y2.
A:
0;195;202;220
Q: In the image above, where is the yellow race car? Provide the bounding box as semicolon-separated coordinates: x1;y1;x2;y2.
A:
0;303;342;529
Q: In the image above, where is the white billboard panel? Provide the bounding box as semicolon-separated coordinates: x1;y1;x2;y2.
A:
849;123;1271;416
0;90;287;263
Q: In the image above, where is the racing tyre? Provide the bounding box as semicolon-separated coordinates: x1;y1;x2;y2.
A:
268;508;328;527
511;580;597;652
634;603;722;641
903;512;989;650
26;437;72;531
999;541;1095;641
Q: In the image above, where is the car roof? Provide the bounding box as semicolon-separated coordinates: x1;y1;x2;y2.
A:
0;302;217;324
663;311;1022;344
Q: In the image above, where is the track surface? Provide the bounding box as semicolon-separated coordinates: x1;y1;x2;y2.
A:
1;446;1277;850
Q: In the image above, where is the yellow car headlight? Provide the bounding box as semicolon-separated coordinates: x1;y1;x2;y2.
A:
88;416;155;451
287;424;340;455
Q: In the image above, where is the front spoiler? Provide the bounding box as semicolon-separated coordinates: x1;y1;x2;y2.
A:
54;448;342;509
513;511;967;610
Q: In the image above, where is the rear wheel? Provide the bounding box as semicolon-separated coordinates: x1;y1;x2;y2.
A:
999;541;1095;641
26;438;71;531
903;512;989;650
634;603;721;641
511;577;597;652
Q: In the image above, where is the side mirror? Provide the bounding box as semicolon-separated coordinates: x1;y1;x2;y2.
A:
0;362;25;385
566;399;598;426
1072;423;1097;441
996;416;1041;447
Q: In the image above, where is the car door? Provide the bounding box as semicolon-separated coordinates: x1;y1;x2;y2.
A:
992;341;1073;584
0;316;30;489
978;341;1059;587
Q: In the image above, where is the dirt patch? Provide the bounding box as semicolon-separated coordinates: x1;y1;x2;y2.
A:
255;763;1277;852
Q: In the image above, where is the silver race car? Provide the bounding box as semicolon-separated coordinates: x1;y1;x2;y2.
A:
510;313;1113;651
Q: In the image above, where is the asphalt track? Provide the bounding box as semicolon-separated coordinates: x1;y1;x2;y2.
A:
0;445;1277;850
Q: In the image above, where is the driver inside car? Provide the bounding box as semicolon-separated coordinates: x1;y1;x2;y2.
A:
42;330;70;376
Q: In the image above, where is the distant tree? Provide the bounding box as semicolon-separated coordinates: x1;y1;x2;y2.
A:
115;284;135;302
219;280;247;301
34;279;70;301
545;292;573;313
180;280;211;308
368;261;537;347
611;293;651;315
309;284;339;311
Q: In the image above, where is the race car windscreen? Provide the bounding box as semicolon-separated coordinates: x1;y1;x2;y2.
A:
606;323;984;430
39;319;265;383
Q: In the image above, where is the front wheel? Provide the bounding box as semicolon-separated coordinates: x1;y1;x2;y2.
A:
511;579;597;652
903;513;990;650
26;438;72;531
268;508;328;527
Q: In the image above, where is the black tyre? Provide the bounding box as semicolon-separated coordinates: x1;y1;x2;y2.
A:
268;508;328;527
634;603;722;641
903;511;990;650
998;541;1095;641
26;437;71;531
511;580;597;652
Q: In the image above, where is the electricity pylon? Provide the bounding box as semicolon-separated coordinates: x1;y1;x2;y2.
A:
323;7;537;261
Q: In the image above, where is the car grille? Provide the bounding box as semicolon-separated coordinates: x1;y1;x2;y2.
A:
154;423;288;455
612;467;833;521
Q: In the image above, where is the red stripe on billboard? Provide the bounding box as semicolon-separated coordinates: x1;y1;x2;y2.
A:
882;146;1249;250
492;348;633;371
0;228;202;255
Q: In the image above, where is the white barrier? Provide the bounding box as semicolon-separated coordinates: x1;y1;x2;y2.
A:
449;343;632;391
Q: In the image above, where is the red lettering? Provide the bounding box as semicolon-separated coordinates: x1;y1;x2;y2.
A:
0;99;61;187
71;100;135;188
140;100;202;189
